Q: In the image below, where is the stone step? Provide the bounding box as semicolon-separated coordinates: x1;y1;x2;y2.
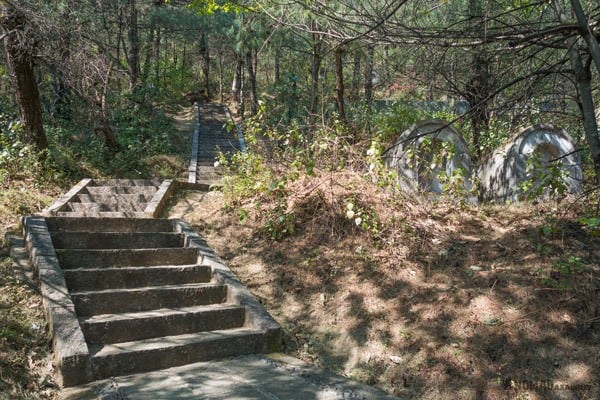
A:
46;217;175;233
80;304;246;344
85;186;158;195
51;232;184;249
76;193;152;204
55;248;198;269
88;328;266;381
66;202;147;213
71;283;228;316
63;265;212;291
90;179;162;187
54;211;149;218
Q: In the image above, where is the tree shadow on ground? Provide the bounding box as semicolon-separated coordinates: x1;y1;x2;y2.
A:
179;191;600;400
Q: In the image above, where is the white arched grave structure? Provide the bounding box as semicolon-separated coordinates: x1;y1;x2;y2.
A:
384;119;473;194
478;124;582;202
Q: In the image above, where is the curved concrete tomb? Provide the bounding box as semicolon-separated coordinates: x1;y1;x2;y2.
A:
384;119;472;193
478;124;582;202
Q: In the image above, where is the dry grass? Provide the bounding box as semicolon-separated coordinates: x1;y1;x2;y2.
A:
0;257;58;400
0;178;62;399
168;170;600;400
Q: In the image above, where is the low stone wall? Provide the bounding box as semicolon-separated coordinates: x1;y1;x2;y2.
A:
384;119;472;194
478;124;582;202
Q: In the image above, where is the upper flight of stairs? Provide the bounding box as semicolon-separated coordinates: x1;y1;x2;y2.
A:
189;103;245;186
22;215;281;387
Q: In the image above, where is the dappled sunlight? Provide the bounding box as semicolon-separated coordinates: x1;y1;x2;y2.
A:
168;184;600;399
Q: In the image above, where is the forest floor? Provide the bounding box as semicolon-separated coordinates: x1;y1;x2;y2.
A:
0;180;63;400
166;184;600;400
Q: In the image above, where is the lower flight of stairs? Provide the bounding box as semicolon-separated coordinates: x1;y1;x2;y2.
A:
22;216;280;387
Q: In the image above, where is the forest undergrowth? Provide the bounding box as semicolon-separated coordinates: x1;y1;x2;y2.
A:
172;168;600;400
168;106;600;400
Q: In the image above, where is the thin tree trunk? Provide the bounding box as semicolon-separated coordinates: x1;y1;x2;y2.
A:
351;49;361;102
0;3;48;152
569;43;600;181
246;50;257;116
231;54;243;116
199;32;210;100
141;27;153;84
571;0;600;76
97;62;118;152
364;45;374;105
334;47;346;122
154;27;161;84
553;0;600;180
465;0;490;160
218;53;224;103
127;0;140;89
310;28;322;118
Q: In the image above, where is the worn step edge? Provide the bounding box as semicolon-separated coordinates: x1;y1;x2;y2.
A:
88;328;266;381
85;186;158;195
51;232;184;250
71;283;228;316
45;217;175;233
63;264;212;290
76;193;152;203
54;211;151;218
67;202;148;213
55;247;199;268
172;219;282;352
81;304;246;344
90;179;162;186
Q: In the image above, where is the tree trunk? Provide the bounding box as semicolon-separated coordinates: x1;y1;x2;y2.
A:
334;47;346;122
351;49;361;102
127;0;140;89
218;53;224;103
0;3;48;152
199;31;210;100
553;0;600;180
154;27;161;84
246;50;258;116
465;0;490;160
570;0;600;76
310;30;322;118
231;54;243;116
569;43;600;181
98;63;119;152
364;45;374;105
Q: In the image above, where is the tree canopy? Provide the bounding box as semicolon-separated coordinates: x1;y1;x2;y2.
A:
1;0;600;183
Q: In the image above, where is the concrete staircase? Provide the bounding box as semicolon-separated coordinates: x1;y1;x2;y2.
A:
188;103;244;186
45;179;173;218
22;213;280;387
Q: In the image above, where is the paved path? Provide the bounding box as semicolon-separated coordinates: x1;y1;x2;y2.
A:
62;354;398;400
